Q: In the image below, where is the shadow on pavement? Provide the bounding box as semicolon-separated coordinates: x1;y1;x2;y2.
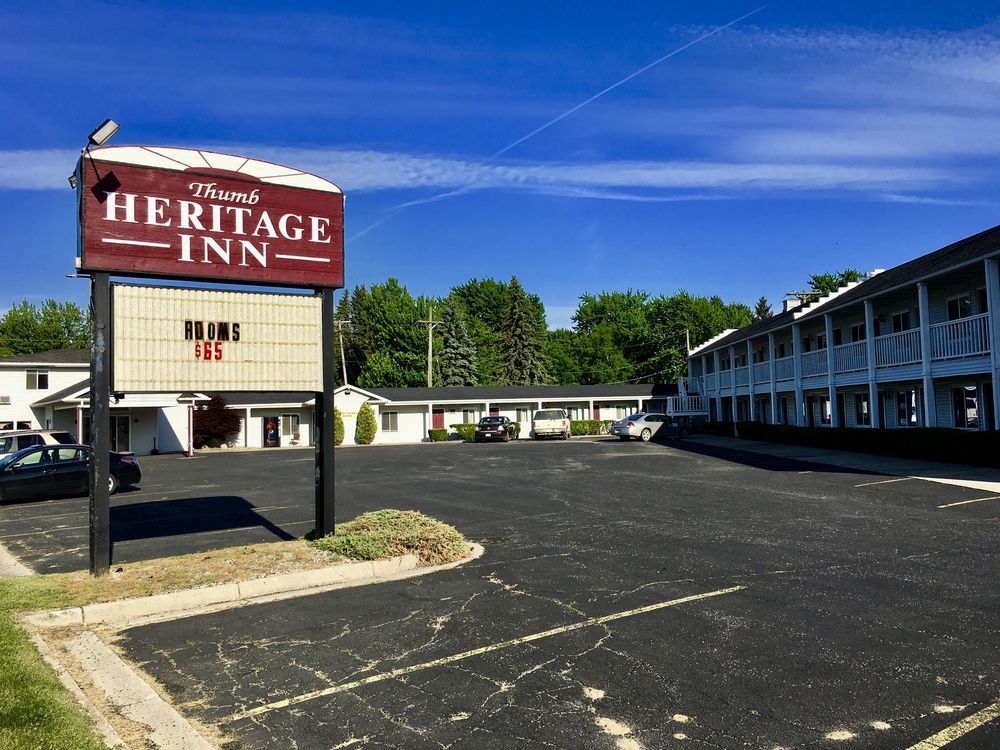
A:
669;437;883;477
111;495;297;544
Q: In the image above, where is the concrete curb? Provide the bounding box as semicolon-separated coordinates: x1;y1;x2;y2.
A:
0;540;32;577
26;545;484;630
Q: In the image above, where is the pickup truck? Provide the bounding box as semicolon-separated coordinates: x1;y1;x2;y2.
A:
531;409;570;440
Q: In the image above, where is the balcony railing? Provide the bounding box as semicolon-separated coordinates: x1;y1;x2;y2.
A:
734;366;750;386
930;313;990;360
752;362;770;383
834;340;867;373
705;372;718;392
666;396;708;415
774;356;794;380
874;329;921;368
800;349;828;377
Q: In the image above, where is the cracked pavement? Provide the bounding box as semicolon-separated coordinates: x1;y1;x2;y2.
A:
101;439;1000;748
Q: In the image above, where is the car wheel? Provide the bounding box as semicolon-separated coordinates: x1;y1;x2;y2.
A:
640;428;652;442
564;431;570;440
618;435;629;441
108;474;119;495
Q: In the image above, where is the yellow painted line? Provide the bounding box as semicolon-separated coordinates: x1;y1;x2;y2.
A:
854;477;912;487
905;701;1000;749
228;585;746;722
937;495;1000;509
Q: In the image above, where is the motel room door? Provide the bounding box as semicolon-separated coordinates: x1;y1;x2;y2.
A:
432;409;445;429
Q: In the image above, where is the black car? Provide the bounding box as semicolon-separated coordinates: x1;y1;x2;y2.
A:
0;444;141;503
474;416;516;442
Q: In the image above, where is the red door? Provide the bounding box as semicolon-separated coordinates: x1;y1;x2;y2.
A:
593;405;601;420
432;409;445;429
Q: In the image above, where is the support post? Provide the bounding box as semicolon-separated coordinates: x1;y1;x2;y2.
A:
729;345;738;423
985;259;1000;431
768;332;777;424
865;300;880;428
89;272;111;576
792;323;804;426
747;339;755;422
824;313;839;427
918;282;936;427
315;288;337;538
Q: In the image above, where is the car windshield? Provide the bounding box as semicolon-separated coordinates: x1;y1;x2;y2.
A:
535;411;564;420
479;417;504;425
625;414;644;421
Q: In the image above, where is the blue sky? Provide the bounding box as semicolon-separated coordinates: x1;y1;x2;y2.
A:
2;1;1000;329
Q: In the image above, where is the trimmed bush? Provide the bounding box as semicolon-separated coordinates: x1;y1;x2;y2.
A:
428;428;450;442
724;421;1000;467
450;423;476;442
334;408;345;446
570;419;613;436
355;402;377;445
509;421;522;438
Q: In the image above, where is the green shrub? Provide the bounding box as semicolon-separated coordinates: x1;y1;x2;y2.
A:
724;421;1000;467
428;428;450;442
309;509;470;565
509;421;522;438
355;402;377;445
334;408;345;446
450;423;477;441
570;419;613;436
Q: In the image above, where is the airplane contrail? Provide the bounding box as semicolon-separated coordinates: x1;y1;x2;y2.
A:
349;5;768;241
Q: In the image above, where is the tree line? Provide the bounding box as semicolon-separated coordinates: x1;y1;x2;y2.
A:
1;269;860;387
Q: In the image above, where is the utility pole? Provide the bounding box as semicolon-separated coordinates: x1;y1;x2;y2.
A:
332;319;352;384
418;306;438;387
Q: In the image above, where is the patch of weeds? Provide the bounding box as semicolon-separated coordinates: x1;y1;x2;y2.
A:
309;509;470;565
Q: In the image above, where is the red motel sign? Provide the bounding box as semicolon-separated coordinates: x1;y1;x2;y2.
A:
78;146;344;288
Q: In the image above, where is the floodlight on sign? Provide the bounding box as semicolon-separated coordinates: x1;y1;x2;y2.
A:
87;118;119;146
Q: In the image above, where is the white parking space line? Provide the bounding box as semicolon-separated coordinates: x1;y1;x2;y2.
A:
905;701;1000;749
854;477;913;488
937;496;1000;509
228;584;746;722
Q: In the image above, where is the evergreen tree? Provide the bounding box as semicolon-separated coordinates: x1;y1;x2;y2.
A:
437;299;479;386
355;402;377;445
753;296;773;321
334;408;345;446
498;276;548;385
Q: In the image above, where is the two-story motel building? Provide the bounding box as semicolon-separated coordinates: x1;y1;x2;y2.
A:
687;224;1000;432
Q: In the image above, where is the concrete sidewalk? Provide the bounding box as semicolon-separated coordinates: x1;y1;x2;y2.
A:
688;434;1000;494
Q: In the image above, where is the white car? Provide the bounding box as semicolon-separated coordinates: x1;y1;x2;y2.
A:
531;409;570;439
0;429;78;459
610;413;690;441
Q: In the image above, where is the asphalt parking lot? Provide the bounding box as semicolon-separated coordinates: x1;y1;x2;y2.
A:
43;438;993;749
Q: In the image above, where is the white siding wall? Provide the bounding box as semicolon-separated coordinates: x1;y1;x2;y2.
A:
375;405;428;444
0;365;88;429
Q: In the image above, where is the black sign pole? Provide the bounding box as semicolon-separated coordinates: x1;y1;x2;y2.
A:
89;271;112;575
315;287;336;538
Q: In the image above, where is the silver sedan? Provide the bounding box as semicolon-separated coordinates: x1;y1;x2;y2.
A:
610;413;689;441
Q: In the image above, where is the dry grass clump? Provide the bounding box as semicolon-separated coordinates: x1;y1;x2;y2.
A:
310;509;470;565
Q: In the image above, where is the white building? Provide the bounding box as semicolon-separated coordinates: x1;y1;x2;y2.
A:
0;349;205;454
687;224;1000;431
333;383;693;445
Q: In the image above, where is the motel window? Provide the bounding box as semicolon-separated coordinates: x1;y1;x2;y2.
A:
462;409;476;424
720;356;730;370
776;342;786;358
891;311;911;333
896;390;918;427
947;294;972;321
26;369;49;390
381;411;398;432
816;333;827;351
516;408;531;423
850;323;866;343
977;288;988;314
821;397;832;425
854;393;870;426
952;386;979;429
568;406;586;420
280;414;300;437
832;328;842;347
777;397;787;425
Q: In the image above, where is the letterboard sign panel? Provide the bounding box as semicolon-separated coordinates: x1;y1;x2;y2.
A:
78;146;344;288
112;284;322;392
